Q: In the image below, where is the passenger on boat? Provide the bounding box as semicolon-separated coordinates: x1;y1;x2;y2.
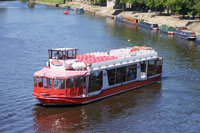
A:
54;51;62;59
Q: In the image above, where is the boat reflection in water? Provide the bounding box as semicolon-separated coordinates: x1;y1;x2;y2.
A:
32;83;161;132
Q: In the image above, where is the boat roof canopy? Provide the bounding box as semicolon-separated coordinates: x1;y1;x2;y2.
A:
34;67;89;79
48;48;78;51
181;30;195;33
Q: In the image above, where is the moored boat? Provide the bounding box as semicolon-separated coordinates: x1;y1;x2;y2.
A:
68;6;84;13
123;17;139;25
139;20;159;31
33;46;163;106
160;25;176;35
174;27;196;40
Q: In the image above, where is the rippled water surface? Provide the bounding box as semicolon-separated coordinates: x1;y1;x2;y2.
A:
0;1;200;132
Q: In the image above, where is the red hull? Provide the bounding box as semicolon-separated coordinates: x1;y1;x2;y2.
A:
168;32;174;35
153;28;159;31
34;75;161;105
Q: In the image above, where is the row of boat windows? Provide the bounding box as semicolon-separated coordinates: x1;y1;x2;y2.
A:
34;75;102;94
86;60;162;92
108;60;162;86
34;77;86;90
140;21;158;28
177;31;195;36
107;64;137;86
48;50;77;60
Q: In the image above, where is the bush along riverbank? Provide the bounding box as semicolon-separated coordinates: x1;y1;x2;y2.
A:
35;0;200;35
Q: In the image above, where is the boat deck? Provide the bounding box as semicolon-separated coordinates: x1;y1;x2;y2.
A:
76;47;158;71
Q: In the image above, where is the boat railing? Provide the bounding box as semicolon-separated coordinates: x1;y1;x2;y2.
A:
88;51;158;71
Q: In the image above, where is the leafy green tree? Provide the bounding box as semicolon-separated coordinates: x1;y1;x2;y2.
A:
190;0;200;18
118;0;200;18
194;0;200;17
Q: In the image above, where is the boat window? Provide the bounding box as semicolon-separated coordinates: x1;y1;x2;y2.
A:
66;78;74;88
38;78;52;89
107;69;116;86
141;61;146;72
116;67;126;84
147;60;157;77
68;50;73;58
34;77;37;87
127;64;137;81
54;79;65;89
88;71;103;93
156;60;163;74
50;50;64;59
66;77;86;96
75;77;83;88
153;24;158;28
75;77;86;96
67;50;76;59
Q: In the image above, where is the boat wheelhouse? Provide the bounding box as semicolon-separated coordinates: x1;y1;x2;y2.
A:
33;47;163;106
174;27;196;40
160;25;176;35
139;20;159;31
123;17;139;25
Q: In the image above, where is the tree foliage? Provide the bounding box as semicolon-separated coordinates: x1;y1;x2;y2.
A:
117;0;200;18
85;0;200;17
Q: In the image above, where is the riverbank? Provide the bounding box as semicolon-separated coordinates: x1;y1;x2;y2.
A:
35;0;200;35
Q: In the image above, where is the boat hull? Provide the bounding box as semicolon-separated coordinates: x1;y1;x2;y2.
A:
34;75;161;106
123;20;139;25
160;30;174;35
174;33;196;40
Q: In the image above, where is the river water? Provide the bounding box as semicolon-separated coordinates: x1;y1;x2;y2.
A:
0;1;200;132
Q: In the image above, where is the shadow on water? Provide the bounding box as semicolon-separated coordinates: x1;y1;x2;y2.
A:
0;5;7;11
32;82;162;132
105;20;161;47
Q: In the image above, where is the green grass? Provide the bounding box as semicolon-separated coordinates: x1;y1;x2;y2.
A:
36;0;81;7
36;0;64;4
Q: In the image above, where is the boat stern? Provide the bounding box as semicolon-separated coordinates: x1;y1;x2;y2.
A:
153;28;159;31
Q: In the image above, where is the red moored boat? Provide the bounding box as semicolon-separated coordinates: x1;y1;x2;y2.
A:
33;47;163;106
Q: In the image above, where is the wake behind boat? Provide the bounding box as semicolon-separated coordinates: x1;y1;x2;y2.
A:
33;46;163;106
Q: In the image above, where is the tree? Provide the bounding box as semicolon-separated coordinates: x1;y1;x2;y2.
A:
192;0;200;18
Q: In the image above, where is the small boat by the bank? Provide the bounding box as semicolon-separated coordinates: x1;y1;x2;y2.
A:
75;8;84;13
174;27;196;40
33;47;163;106
160;25;176;35
139;20;159;31
68;6;84;13
123;17;139;25
115;16;125;22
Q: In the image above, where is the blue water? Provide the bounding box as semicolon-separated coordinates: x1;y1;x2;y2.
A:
0;1;200;132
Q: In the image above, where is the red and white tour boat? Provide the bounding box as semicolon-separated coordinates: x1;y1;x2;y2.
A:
33;46;163;105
